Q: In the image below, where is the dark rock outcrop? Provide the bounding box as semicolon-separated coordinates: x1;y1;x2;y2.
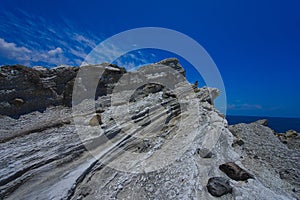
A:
0;58;187;118
219;162;254;181
0;65;60;118
0;64;126;118
206;177;232;197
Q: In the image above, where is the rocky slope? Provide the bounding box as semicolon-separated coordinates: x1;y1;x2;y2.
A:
0;59;299;199
229;121;300;198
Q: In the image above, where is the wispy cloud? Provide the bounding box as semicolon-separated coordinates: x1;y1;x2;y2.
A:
0;10;101;67
228;103;263;111
83;40;156;70
73;34;97;49
0;10;157;69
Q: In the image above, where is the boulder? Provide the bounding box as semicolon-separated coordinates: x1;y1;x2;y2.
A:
9;98;25;107
89;114;102;126
219;162;254;181
206;177;232;197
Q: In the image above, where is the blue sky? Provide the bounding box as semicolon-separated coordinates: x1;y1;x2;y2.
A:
0;0;299;117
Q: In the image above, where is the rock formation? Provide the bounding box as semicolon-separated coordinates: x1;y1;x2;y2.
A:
0;63;126;118
219;162;254;181
206;177;232;197
275;130;300;150
229;121;300;198
0;58;299;199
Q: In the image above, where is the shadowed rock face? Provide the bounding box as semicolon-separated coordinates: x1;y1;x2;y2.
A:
0;65;61;117
219;162;254;181
0;59;299;200
0;64;126;118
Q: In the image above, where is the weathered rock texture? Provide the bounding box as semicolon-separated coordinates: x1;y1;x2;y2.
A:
275;130;300;150
0;58;299;200
229;121;300;198
0;63;126;118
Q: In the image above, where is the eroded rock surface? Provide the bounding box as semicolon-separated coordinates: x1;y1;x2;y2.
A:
229;121;300;198
0;59;299;200
276;130;300;150
0;63;126;118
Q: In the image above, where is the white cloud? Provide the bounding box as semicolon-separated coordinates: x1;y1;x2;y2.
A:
0;11;103;66
0;38;31;60
0;37;70;66
48;47;63;55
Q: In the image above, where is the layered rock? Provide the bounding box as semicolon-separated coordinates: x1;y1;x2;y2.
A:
0;59;299;200
0;65;61;118
0;63;126;117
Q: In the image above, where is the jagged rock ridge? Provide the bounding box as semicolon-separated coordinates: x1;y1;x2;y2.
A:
0;58;299;200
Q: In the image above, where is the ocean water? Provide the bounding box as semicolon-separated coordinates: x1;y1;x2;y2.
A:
226;115;300;133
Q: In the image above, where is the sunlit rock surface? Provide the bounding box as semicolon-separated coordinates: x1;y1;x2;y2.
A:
0;59;299;199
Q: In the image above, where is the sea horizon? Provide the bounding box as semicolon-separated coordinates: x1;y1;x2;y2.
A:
226;115;300;133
